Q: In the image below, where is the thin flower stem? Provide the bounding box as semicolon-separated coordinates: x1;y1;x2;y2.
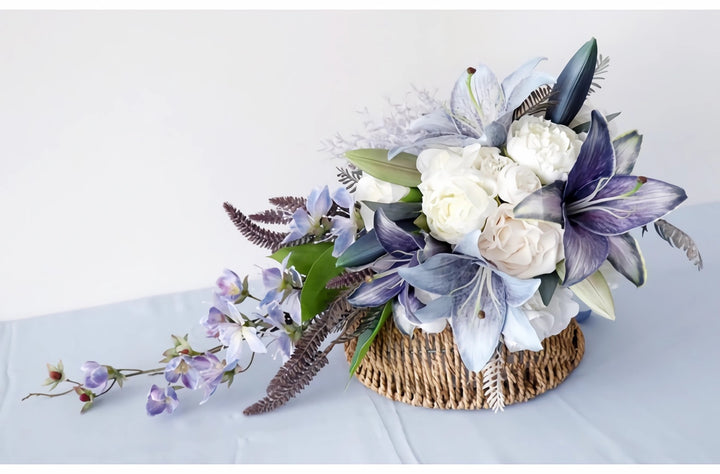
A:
235;353;255;374
22;384;80;401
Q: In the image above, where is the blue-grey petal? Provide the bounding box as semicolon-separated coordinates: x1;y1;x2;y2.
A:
565;110;616;200
413;295;452;324
373;208;422;254
307;186;332;219
607;233;647;287
613;130;643;175
513;180;565;224
562;218;610;287
572;176;687;236
398;253;478;295
494;272;540;307
347;273;404;307
501;56;546;102
450;68;484;137
454;229;488;262
450;274;506;372
502;306;543;352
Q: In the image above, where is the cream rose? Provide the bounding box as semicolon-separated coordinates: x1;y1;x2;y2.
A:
420;175;498;245
354;175;409;230
506;115;583;184
477;203;564;279
496;163;542;204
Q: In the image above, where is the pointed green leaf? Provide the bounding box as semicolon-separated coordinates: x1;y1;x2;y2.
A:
345;149;421;187
572;111;621;134
557;262;615;320
399;187;422;203
613;130;643;175
361;201;422;221
546;38;598;126
270;242;333;275
300;246;345;322
348;302;392;376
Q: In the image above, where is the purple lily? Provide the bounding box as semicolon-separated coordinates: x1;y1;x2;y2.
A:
514;111;687;286
146;384;179;416
80;361;109;391
347;208;426;308
398;231;542;371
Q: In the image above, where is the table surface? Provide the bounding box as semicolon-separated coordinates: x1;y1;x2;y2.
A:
2;202;719;464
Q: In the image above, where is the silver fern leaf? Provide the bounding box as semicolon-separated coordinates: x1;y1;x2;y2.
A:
481;344;506;413
512;84;556;121
588;53;610;95
653;219;703;270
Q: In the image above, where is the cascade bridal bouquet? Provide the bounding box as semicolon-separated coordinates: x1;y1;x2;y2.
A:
25;38;702;415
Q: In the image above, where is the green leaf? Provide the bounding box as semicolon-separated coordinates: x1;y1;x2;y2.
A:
345;149;421;187
300;246;346;322
545;38;598;126
399;187;422;203
270;242;333;276
557;262;615;320
413;213;429;232
348;302;392;376
538;272;560;306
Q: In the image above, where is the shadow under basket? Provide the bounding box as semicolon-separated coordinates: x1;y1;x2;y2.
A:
344;318;585;410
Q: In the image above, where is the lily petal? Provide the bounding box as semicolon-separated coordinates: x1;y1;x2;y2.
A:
398;253;477;295
450;274;506;372
613;130;643;175
513;180;565;224
468;64;505;127
607;233;647;287
413;295;453;324
347;273;404;307
373;208;422;255
572;176;687;236
450;68;484;137
494;272;540;307
565;110;616;200
501;57;546;101
502;306;543;352
307;186;332;219
562;219;610;286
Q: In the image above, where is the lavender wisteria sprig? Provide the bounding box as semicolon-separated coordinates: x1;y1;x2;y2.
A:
26;37;702;417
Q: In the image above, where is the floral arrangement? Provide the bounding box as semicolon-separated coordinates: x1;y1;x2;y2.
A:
25;38;702;415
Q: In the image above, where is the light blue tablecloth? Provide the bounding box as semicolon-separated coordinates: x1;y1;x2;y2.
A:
1;202;719;464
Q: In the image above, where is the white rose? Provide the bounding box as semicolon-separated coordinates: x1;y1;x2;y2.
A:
506;115;583;184
461;144;511;196
420;175;498;245
496;163;542;204
354;175;409;230
477;203;564;279
522;288;580;341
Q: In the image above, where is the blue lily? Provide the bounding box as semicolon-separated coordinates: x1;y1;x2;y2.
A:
347;208;426;308
398;232;541;371
390;58;554;157
514;111;687;286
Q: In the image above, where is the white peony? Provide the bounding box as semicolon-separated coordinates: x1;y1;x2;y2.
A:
417;145;510;196
477;203;564;279
522;288;580;341
354;175;410;230
496;163;542;205
506;115;583;184
420;174;497;245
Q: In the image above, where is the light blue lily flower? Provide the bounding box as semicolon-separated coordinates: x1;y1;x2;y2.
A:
390;58;554;157
398;231;541;371
282;186;333;244
514;111;687;286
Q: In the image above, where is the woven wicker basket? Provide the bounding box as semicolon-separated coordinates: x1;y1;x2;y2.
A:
344;318;584;409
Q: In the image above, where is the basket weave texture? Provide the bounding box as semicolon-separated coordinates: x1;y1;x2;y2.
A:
344;318;585;409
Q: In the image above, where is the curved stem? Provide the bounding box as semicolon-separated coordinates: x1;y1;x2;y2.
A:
22;384;80;401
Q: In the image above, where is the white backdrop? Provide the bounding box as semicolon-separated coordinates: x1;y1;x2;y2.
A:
1;10;718;321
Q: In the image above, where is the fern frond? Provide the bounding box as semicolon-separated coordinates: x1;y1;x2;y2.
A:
481;344;506;413
336;166;363;192
268;196;307;212
326;268;374;289
331;307;381;344
588;54;610;95
248;208;292;225
653;219;703;270
223;202;288;252
243;291;358;415
512;84;555;120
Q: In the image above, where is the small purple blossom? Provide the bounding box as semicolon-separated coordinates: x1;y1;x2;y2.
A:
282;186;333;244
259;301;296;362
189;353;227;404
218;322;267;366
200;306;227;338
80;361;109;391
146;384;179;416
260;255;303;324
215;269;243;303
164;355;201;390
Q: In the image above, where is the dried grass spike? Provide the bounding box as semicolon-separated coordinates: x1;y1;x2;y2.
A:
223;202;288;251
268;196;307;212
